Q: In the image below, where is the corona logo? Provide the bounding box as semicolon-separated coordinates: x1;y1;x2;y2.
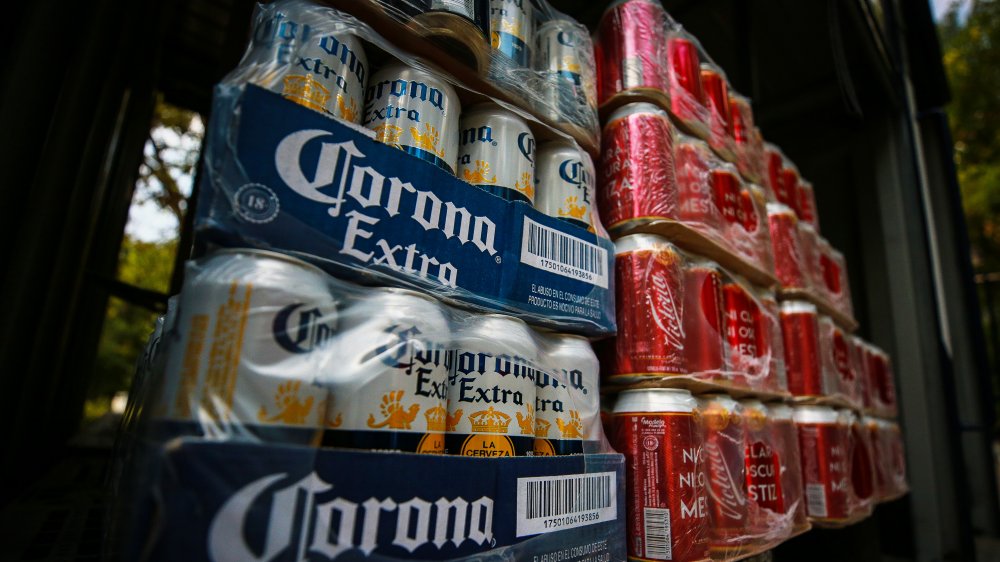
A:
207;472;495;560
318;34;366;85
365;78;447;112
517;131;534;163
282;74;330;112
470;407;511;433
515;404;534;435
367;390;420;430
558;158;592;203
460;125;494;145
257;381;315;425
424;405;447;432
272;303;335;354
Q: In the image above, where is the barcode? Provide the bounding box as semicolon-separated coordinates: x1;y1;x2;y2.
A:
515;472;617;537
643;507;672;560
520;218;609;289
806;483;828;518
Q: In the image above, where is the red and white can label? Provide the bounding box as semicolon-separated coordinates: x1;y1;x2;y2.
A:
798;422;849;520
614;412;710;562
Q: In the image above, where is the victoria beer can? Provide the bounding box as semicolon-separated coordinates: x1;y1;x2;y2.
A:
489;0;533;66
764;145;786;206
778;160;801;215
698;393;749;552
322;288;450;453
723;279;765;388
535;19;597;124
457;103;536;203
768;202;807;290
535;140;595;228
595;0;670;106
614;389;710;562
682;260;727;377
159;249;336;445
677;135;724;232
767;403;809;533
741;399;783;537
842;409;876;518
447;314;538;456
798;180;819;229
700;65;733;155
781;301;824;397
610;234;686;381
795;405;849;522
599;102;678;230
667;35;708;133
364;62;460;174
535;334;600;455
247;3;368;123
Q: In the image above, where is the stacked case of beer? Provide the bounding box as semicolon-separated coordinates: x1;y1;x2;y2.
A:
116;1;632;560
592;0;907;559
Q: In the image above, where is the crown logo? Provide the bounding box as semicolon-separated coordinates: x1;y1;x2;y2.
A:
556;410;585;439
514;171;534;200
446;409;463;432
534;418;552;438
335;94;358;122
516;404;535;436
463;160;497;185
282;74;331;113
424;405;447;432
470;407;512;433
559;196;587;220
410;124;446;158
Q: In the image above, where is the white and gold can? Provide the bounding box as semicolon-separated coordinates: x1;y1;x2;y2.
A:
363;62;461;174
534;334;600;455
535;140;595;229
447;314;539;456
457;102;536;204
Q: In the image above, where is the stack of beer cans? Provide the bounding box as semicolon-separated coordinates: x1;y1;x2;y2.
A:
593;0;908;560
120;1;631;561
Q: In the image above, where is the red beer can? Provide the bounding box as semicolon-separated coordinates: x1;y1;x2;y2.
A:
710;167;742;230
768;202;808;290
844;335;865;408
735;185;772;274
596;0;670;106
798;222;822;293
610;234;687;380
882;419;908;498
778;160;801;215
682;260;727;377
780;301;824;397
768;403;809;533
700;64;735;160
667;34;709;137
723;280;765;389
870;347;897;418
841;409;876;519
759;293;787;394
698;394;750;553
798;179;819;230
729;93;761;184
741;399;785;538
863;416;887;501
818;315;853;401
599;102;678;230
614;389;710;562
765;144;785;203
794;405;850;522
677;135;724;235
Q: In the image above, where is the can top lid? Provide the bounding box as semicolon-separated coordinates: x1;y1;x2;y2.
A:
792;404;838;424
614;233;671;255
601;0;665;18
738;398;766;411
369;286;441;305
463;102;531;126
603;102;670;128
614;388;696;414
211;248;327;277
698;393;739;410
536;17;580;33
766;402;794;420
780;300;818;315
766;201;797;217
371;61;459;99
537;138;580;154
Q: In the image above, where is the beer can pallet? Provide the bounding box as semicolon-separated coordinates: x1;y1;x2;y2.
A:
323;0;601;155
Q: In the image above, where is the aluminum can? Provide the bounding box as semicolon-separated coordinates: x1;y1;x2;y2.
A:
534;334;600;455
322;287;450;453
729;93;753;147
818;315;853;401
595;0;669;106
610;234;686;380
881;419;908;499
363;62;460;174
535;140;595;229
778;161;801;215
599;102;677;229
798;179;819;229
794;405;849;522
667;35;707;130
741;399;782;536
799;222;822;293
700;65;732;150
759;293;787;394
677;135;723;232
733;185;770;273
698;394;750;552
247;5;368;124
765;145;785;202
723;280;765;388
780;301;824;397
869;347;897;417
767;403;808;532
489;0;533;66
457;103;536;203
767;202;807;290
447;313;539;456
710;167;742;229
682;260;727;376
159;249;336;445
424;0;490;38
841;409;876;518
845;335;865;408
613;388;710;562
535;19;597;123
